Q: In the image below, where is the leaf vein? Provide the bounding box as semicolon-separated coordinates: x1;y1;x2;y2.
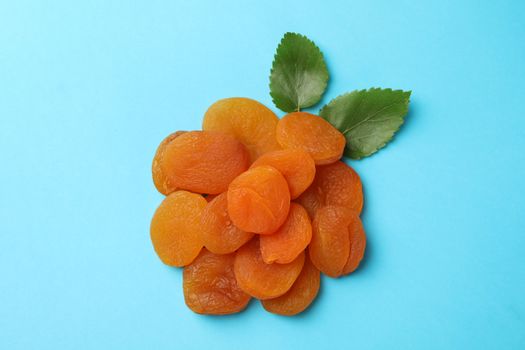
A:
342;100;404;135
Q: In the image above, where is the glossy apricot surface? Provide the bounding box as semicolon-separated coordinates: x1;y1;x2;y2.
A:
234;239;305;299
262;256;320;316
251;149;316;199
201;193;254;254
157;130;249;194
150;191;207;267
276;112;345;165
260;203;312;264
203;97;281;162
227;165;290;234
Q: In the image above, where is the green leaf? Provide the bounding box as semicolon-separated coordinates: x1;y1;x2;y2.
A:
320;88;411;159
270;33;329;113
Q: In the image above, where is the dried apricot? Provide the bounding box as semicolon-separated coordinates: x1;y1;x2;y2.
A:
205;194;218;202
296;161;363;217
183;249;251;315
260;203;312;264
309;206;351;277
262;255;320;316
201;193;254;255
234;238;305;299
251;149;316;199
227;165;290;234
293;189;318;220
150;191;207;267
203;98;281;162
151;131;186;195
276;112;345;165
341;212;366;275
158;131;249;194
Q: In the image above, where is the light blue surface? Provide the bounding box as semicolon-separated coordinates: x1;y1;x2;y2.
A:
1;1;524;349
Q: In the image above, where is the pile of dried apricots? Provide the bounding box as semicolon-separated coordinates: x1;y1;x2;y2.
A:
150;97;365;316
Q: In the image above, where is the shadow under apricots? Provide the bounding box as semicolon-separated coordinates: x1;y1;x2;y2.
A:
290;274;324;319
262;271;325;320
196;298;258;320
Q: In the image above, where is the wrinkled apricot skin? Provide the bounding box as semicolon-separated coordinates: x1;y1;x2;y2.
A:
151;95;369;315
203;98;281;162
251;149;316;199
310;205;367;277
183;249;251;315
276;112;345;165
150;191;207;267
201;193;254;255
342;212;366;275
262;256;320;316
293;188;318;220
309;206;352;277
157;131;249;194
297;161;363;217
260;203;312;264
234;238;305;299
227;165;290;234
152;131;186;195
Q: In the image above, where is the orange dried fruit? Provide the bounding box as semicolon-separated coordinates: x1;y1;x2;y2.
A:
309;206;351;277
203;97;281;162
155;130;249;194
204;194;218;202
201;193;254;255
276;112;345;165
227;165;290;234
150;191;207;267
296;161;363;217
251;149;316;199
261;255;320;316
293;187;318;220
260;203;312;264
234;238;305;299
151;131;186;195
183;249;251;315
341;212;367;275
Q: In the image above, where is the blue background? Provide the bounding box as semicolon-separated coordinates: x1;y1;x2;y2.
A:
1;1;524;349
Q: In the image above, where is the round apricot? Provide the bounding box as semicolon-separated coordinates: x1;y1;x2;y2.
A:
297;161;363;217
260;203;312;264
309;206;352;277
150;191;207;267
201;193;254;255
159;131;249;194
276;112;345;165
227;165;290;234
203;97;281;162
262;255;320;316
183;249;251;315
251;149;316;199
234;238;305;299
151;131;186;195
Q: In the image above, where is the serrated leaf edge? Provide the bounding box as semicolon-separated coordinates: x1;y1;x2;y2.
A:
269;32;329;113
320;88;412;160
